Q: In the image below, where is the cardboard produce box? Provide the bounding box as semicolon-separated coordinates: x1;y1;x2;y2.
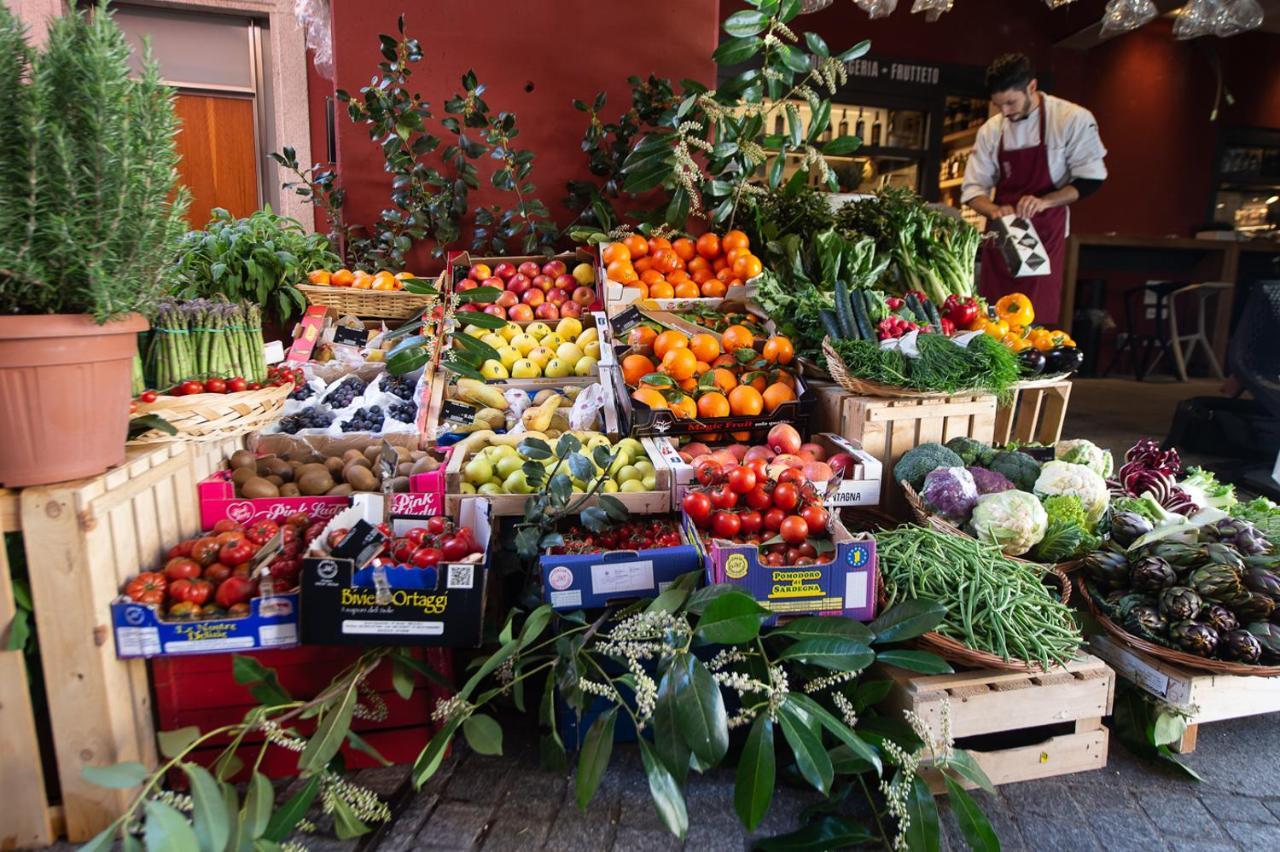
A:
111;592;300;659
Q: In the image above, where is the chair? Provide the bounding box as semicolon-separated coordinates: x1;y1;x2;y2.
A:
1103;281;1182;380
1167;282;1232;382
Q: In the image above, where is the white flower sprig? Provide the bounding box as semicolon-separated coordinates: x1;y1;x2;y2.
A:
320;771;391;824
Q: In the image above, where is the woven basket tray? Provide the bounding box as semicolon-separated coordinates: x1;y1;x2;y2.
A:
901;481;1084;575
130;383;292;444
821;337;955;399
1076;576;1280;677
298;284;438;319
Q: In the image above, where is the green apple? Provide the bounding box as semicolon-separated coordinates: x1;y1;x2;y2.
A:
503;470;533;494
615;464;642;484
601;479;619;493
495;455;524;478
585;435;611;451
556;317;583;339
572;262;595;286
541;333;564;351
642;474;657;490
543;358;572;379
480;332;506;350
617;438;645;460
463;456;494;485
582;340;601;360
555;342;584;364
480;360;509;380
619;479;646;493
499;322;521;342
526;321;552;340
634;459;655;476
608;452;632;476
478;482;505;496
459;482;477;494
497;346;520;370
510;333;538;356
574;356;598;377
511;359;539;378
526;346;553;369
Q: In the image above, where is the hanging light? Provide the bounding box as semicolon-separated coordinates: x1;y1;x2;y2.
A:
854;0;899;19
1173;0;1221;39
1099;0;1158;35
1043;0;1079;7
911;0;954;21
799;0;835;12
1212;0;1264;36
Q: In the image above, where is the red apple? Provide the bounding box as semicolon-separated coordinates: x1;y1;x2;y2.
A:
495;290;519;308
554;273;576;291
727;443;749;461
743;445;774;464
768;423;802;455
482;276;505;291
547;288;569;306
518;261;540;278
532;274;552;292
493;262;517;280
456;279;478;292
827;452;856;478
683;442;712;457
483;304;507;318
469;263;492;281
535;302;560;320
507;304;534;322
559;300;582;318
542;260;567;277
803;461;834;482
507;274;531;295
799;442;827;461
572;286;596;307
457;302;480;312
522;288;545;307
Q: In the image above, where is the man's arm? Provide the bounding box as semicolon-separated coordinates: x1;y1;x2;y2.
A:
961;122;1012;218
969;195;1015;220
1015;185;1078;218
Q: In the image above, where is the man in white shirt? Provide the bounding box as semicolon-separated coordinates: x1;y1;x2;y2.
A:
962;54;1108;324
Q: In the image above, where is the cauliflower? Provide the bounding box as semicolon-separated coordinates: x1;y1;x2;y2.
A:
1054;439;1114;478
1034;461;1109;525
921;467;978;524
968;466;1014;495
1042;494;1088;529
968;490;1048;556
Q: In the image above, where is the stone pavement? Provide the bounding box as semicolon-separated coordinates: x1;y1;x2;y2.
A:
309;710;1280;851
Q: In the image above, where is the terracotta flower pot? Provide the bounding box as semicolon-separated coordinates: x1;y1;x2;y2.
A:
0;313;149;487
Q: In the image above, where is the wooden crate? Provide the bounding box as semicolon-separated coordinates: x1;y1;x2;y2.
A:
994;378;1072;447
1090;634;1280;753
878;654;1114;790
0;438;240;846
810;385;997;519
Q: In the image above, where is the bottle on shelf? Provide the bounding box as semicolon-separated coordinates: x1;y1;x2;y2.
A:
773;111;785;138
855;108;865;141
870;111;882;147
837;109;849;139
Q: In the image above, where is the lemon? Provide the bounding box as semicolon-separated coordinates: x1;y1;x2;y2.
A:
556;317;583;340
463;324;486;338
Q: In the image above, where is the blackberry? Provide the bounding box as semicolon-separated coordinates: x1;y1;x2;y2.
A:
388;400;417;423
324;376;367;408
278;407;334;434
382;374;416;402
341;404;386;433
289;382;315;402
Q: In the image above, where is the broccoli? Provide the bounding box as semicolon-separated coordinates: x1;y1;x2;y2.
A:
894;443;964;490
1042;494;1088;529
987;450;1042;492
945;436;996;467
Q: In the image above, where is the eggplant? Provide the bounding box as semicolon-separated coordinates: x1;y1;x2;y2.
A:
1018;349;1046;376
1044;346;1083;375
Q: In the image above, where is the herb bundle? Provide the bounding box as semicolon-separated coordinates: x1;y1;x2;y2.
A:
829;332;1019;399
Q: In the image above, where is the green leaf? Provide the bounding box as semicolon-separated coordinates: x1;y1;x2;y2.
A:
638;738;688;839
78;826;117;852
773;616;873;644
786;103;802;149
183;762;231;852
345;729;392;767
232;655;292;706
673;654;729;766
767;153;785;191
652;669;691;786
835;39;871;63
1153;711;1187;748
458;310;508;330
779;0;803;21
389;649;455;692
237;771;273;846
144;799;200;850
777;703;833;794
822;135;863;156
598;494;629;522
753;815;876;851
331;794;370;840
943;774;1000;851
519;604;554;649
804;32;829;57
870;600;948;644
264;775;320;842
392;655;415;701
463;713;504;756
456;285;503;304
158;726;202;759
81;761;150;789
575;708;617;810
905;774;941;852
696;591;767;644
875;650;953;674
413;717;462;788
734;715;775;831
776;638;874;672
724;10;769;37
784;694;882;776
713;36;762;66
942;749;995;795
646;586;689;615
298;678;358;774
777;45;810;74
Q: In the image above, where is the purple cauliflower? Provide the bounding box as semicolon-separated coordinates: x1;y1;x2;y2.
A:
922;466;979;524
967;466;1015;496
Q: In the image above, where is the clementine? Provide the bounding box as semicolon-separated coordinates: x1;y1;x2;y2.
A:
623;234;649;258
696;232;721;259
722;324;756;354
762;382;796;412
762;336;796;365
632;387;668;410
602;242;630;264
689;333;722;363
660;347;698;381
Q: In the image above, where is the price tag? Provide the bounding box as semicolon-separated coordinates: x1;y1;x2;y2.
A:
610;305;642;335
333;325;367;347
441;399;479;425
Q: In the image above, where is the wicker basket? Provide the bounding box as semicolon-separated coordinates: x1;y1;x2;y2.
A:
298;284;439;319
1076;576;1280;677
130;383;292;444
821;337;956;399
901;481;1084;575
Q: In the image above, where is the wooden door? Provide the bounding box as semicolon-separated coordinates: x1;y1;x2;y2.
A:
173;93;259;226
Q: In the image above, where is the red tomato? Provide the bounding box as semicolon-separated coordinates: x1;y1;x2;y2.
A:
763;552;785;567
800;504;829;536
798;542;818;558
747;458;769;481
212;519;242;534
785;547;803;565
246;519;280;545
694;458;723;487
412;547;442;568
204;377;227;394
726;465;757;494
164;557;201;581
215;575;255;608
166;601;202;620
763;507;786;532
392;539;416;563
227;377;247;393
180;380;204;396
247;382;262;390
745;486;773;511
139;390;157;403
169;578;212;604
426;516;449;535
219;538;255;567
738;510;763;536
166;539;195;559
125;572;167;605
440;536;471;562
711;511;741;539
285;511;310;528
203;563;232;585
682;491;714;527
190;537;221;567
779;515;809;545
773;482;800;512
709;484;739;510
777;467;805;484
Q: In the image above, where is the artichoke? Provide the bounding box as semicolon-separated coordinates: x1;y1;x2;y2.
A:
1159;586;1202;622
1222;629;1263;664
1130;557;1177;593
1141;541;1202;569
1247;622;1280;658
1084;550;1131;592
1110;511;1154;548
1169;620;1219;657
1124;605;1167;642
1102;590;1149;619
1204;518;1271;556
1189;564;1245;603
1202;543;1247;573
1202;604;1238;634
1244;568;1280;599
1234;592;1276;623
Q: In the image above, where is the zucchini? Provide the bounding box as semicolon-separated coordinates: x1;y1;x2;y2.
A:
833;278;856;339
906;294;930;326
924;298;943;333
819;309;842;342
852;290;875;341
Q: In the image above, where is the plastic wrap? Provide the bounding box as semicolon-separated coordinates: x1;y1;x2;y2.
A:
911;0;954;21
294;0;334;80
1100;0;1158;34
854;0;899;19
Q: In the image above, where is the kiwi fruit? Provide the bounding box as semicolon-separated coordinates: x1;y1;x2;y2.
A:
230;450;257;470
390;476;410;493
279;483;301;497
411;456;439;475
342;448;365;464
345;465;377;492
231;466;258;487
363;445;381;464
324;457;346;478
265;474;284;487
346;455;372;470
297;462;329;480
327;483;354;496
241;477;280;498
298;470;336;496
397;461;415;477
410;450;426;461
256;459;273;477
263;458;293;481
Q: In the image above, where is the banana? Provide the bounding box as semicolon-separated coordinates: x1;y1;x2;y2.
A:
522;395;561;432
455;378;508;410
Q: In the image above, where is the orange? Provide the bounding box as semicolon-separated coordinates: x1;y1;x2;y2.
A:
733;254;763;279
689;332;721;363
330;268;354;287
687;256;710;274
648;236;672;254
711;354;737;369
762;382;796;412
640;269;664;285
710;367;738;394
694;360;711;376
650;248;678;275
632;387;668;410
692;268;714;285
697;392;731;419
606;259;635;281
622;354;657;386
727;277;745;289
667;268;691;282
722;229;750;252
701;279;727;298
728;385;764;416
602;242;631;264
373;270;398;290
627;325;658;352
308;269;331;285
670;393;697;420
674;280;700;299
762;336;796;365
716;267;736;284
722;324;756;354
649;281;675;299
352;271;374;289
623;234;649;258
772;370;798;390
631;281;650;299
747;372;768;392
731;431;751;442
660;347;698;381
672;237;696;261
726;247;748;267
633;256;653;273
696;232;721;259
713;257;729;273
653;330;689;361
678;377;698;392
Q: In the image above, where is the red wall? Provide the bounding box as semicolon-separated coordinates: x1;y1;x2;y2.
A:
306;0;719;271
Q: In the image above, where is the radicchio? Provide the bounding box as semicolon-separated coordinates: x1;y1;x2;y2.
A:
1112;439;1195;516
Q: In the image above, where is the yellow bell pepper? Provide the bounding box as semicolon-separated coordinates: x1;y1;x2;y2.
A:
1002;333;1032;352
1028;328;1056;351
980;317;1009;339
995;293;1035;328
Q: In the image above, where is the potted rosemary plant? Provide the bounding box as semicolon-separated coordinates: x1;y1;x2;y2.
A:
0;3;187;486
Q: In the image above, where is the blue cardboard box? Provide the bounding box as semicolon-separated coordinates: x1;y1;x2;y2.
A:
110;592;299;659
540;519;701;611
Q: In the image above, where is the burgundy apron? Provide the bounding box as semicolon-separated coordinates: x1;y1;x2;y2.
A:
978;99;1068;325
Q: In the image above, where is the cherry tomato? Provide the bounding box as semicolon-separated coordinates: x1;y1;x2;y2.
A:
763;507;786;532
779;515;809;545
129;400;138;414
205;378;227;394
738;510;763;536
800;504;829;536
247;382;262;390
711;511;741;539
777;468;805;484
227;377;247;393
773;482;800;512
763;552;785;567
798;542;818;558
682;491;714;527
164;557;201;581
747;458;769;482
139;390;157;403
745;486;773;511
412;547;442;568
785;547;803;565
406;528;428;546
180;380;204;396
709;484;739;510
426;516;449;536
726;465;757;495
795;556;815;566
767;542;788;556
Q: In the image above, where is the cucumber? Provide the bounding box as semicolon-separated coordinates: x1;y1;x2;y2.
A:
906;294;930;326
833;279;856;339
852;290;874;341
819;309;842;342
924;298;943;332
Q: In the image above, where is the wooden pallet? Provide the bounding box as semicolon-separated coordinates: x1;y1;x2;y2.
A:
0;438;240;846
878;654;1114;790
994;377;1072;447
1090;634;1280;753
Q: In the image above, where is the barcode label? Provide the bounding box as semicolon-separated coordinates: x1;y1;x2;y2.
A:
447;564;474;590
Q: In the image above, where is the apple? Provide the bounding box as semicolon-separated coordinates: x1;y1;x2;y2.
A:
799;442;827;461
469;263;492;281
457;302;480;312
535;302;560;320
482;276;505;290
531;274;552;292
522;288;545;307
803;461;834;482
726;444;748;461
768;423;802;455
518;261;541;278
495;290;519;309
546;288;568;306
542;260;567;277
683;442;712;458
507;274;531;295
827;452;855;478
554;273;576;291
710;449;738;469
772;453;805;469
483;304;507;318
572;286;596;307
559;300;582;318
507;304;534;322
493;262;517;280
743;445;774;464
456;279;478;292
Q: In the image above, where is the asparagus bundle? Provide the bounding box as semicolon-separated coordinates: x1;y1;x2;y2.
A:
144;298;267;390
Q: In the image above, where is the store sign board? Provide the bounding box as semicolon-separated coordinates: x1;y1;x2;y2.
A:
846;57;943;87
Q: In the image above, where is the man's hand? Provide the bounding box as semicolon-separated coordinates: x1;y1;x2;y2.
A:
1016;195;1050;218
993;204;1016;218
